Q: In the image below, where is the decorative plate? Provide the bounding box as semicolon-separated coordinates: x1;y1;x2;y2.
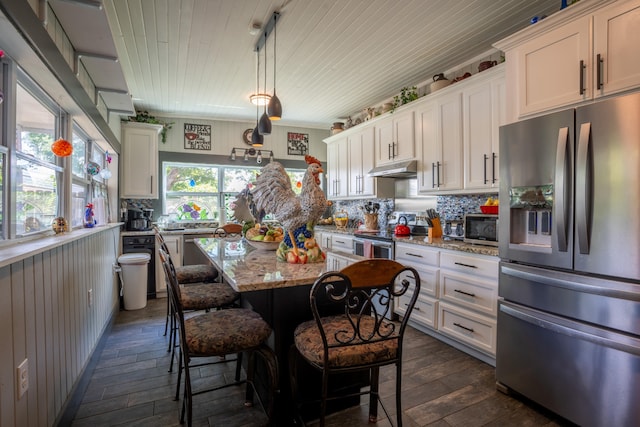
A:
243;128;254;145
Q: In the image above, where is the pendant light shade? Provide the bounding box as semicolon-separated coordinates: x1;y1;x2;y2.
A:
267;13;282;120
251;127;263;147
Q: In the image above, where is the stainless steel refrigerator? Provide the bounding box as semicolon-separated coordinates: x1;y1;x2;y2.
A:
497;92;640;427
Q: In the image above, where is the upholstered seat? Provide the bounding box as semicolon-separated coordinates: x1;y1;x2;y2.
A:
158;247;278;426
175;264;218;284
289;259;420;427
180;282;239;311
294;315;399;368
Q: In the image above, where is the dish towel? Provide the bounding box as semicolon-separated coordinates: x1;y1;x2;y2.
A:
363;240;373;258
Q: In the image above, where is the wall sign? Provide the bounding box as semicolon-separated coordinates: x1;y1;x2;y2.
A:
184;123;212;150
287;132;309;156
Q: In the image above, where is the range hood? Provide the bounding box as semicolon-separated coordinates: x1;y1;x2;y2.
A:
368;160;417;178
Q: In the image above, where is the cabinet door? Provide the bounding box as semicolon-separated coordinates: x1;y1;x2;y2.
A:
515;15;591;116
375;111;416;165
594;1;640;97
416;101;438;192
326;139;348;199
375;116;394;165
392;111;416;162
156;235;182;294
348;127;376;197
437;93;463;191
122;123;161;199
463;74;504;190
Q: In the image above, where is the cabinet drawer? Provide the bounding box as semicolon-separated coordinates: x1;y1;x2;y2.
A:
396;292;437;330
330;235;354;253
439;270;497;316
395;242;439;266
398;265;439;298
438;301;496;355
440;251;498;279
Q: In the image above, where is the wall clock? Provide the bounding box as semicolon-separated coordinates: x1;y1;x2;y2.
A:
243;128;254;145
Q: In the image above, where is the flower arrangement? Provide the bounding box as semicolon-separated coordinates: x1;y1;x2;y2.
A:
177;202;209;220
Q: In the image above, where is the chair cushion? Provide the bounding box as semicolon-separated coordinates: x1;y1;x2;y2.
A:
176;264;218;284
294;315;399;368
185;308;272;356
179;282;239;310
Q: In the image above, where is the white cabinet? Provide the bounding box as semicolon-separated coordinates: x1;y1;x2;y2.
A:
326;138;348;199
121;122;162;199
330;234;354;254
325;129;393;200
326;252;353;271
437;251;498;356
156;234;182;295
496;0;640;119
417;92;463;193
374;110;415;166
394;243;440;330
463;69;506;190
593;0;640;96
315;231;332;251
348;127;376;197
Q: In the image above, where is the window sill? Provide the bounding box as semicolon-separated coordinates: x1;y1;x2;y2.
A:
0;223;122;269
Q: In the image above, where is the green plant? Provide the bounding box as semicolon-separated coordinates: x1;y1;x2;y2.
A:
391;86;419;112
127;110;174;143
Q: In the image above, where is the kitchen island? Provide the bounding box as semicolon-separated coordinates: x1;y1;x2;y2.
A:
195;237;366;425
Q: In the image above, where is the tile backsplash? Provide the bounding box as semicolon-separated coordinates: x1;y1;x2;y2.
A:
437;193;498;221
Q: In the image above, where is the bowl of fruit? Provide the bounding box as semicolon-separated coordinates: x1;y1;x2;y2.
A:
480;197;499;214
244;223;284;251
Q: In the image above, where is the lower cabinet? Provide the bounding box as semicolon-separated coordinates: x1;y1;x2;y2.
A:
395;241;498;364
156;234;182;295
326;251;353;270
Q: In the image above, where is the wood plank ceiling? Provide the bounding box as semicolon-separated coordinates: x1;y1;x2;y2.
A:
103;0;561;128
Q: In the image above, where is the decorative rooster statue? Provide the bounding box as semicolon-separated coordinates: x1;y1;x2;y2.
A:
252;155;327;263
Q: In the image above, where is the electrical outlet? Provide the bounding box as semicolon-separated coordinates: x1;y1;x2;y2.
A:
112;263;121;274
17;359;28;399
88;289;93;307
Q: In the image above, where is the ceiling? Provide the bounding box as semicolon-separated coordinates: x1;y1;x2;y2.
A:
97;0;561;129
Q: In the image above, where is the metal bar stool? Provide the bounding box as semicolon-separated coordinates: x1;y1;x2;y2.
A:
159;247;278;426
289;259;420;427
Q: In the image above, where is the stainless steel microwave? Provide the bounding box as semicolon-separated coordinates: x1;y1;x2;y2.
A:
464;214;498;246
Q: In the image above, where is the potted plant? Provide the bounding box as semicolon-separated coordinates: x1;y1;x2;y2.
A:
127;111;174;143
391;86;419;112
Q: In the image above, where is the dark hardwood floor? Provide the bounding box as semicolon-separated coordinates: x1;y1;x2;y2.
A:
67;298;572;427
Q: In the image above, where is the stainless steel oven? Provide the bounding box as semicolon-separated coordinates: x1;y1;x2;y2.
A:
353;236;394;259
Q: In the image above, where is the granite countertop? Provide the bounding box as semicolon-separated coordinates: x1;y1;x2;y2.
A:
196;237;365;293
315;225;499;257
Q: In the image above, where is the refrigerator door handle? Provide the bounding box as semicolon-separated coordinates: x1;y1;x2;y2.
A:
576;122;592;254
554;127;570;252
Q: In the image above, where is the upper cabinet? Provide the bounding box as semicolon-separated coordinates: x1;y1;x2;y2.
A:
374;110;416;166
121;122;162;199
495;0;640;121
325;128;394;200
326;137;349;199
417;92;463;192
463;69;506;190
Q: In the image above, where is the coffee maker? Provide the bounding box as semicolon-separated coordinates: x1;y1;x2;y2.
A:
126;208;152;231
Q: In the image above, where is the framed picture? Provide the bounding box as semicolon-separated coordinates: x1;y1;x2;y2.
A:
287;132;309;156
184;123;212;150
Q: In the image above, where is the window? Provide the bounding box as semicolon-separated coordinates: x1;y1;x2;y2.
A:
163;162;306;224
71;125;90;227
0;147;6;240
15;82;64;236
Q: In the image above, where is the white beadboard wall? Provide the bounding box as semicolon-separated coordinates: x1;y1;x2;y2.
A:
0;227;120;426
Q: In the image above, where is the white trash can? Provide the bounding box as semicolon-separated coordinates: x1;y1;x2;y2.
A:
118;253;151;310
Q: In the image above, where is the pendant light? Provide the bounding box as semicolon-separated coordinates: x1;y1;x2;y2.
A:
258;31;272;135
251;48;264;147
267;13;282;120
